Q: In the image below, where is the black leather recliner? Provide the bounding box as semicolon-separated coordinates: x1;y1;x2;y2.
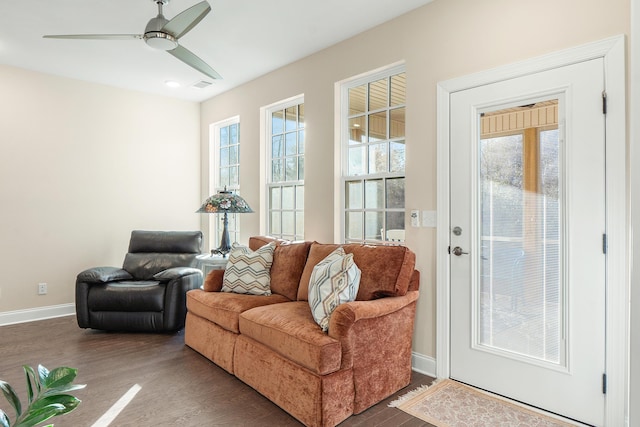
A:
75;230;204;332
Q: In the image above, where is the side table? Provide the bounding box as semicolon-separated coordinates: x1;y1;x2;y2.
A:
196;254;228;278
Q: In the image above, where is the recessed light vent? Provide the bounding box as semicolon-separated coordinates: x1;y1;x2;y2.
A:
192;80;213;89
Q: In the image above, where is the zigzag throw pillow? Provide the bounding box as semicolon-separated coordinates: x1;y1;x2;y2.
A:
308;247;361;332
221;242;276;296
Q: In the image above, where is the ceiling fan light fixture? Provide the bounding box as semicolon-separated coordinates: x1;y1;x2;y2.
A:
43;0;220;80
144;31;178;50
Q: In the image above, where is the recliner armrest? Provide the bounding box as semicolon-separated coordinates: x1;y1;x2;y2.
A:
77;266;133;283
153;267;202;282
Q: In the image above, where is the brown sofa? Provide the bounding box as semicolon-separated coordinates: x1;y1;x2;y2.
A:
185;236;420;427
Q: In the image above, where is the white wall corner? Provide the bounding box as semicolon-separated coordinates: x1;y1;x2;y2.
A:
0;304;75;326
412;352;436;378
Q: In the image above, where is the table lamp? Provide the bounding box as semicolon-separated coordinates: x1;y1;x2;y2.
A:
196;187;253;256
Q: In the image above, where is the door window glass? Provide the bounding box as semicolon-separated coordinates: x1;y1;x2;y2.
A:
478;100;562;365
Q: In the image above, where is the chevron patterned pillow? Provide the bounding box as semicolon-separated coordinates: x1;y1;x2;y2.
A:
221;242;276;295
308;247;361;332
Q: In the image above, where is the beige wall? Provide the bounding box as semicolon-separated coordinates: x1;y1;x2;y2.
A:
200;0;630;360
0;65;201;312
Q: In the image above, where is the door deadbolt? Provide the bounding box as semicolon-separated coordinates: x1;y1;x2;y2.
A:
451;246;469;256
452;226;462;236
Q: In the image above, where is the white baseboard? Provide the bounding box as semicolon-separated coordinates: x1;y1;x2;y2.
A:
412;351;437;377
0;304;75;326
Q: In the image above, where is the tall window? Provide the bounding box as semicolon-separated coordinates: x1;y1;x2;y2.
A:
210;117;240;244
266;97;304;240
341;66;406;243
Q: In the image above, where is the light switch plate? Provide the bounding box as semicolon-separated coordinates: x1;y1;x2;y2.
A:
410;210;420;227
422;210;437;227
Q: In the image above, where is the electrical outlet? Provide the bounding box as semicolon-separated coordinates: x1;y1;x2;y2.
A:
38;283;47;295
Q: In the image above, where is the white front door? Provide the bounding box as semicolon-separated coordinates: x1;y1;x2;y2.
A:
449;58;606;426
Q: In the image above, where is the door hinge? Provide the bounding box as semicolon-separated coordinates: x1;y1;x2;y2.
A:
602;233;608;254
602;91;608;115
602;373;607;394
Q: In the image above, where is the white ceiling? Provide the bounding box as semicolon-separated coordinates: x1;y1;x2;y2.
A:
0;0;433;102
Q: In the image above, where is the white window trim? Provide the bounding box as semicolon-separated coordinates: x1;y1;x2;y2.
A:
261;94;305;240
209;116;240;246
336;62;406;244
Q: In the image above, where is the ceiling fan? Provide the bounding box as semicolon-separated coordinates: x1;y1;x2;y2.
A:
43;0;221;80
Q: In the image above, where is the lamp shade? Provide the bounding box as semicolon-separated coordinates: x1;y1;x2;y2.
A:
196;189;253;214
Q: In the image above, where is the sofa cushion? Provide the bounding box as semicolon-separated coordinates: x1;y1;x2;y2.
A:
203;269;225;292
248;235;287;249
239;301;343;375
298;243;416;301
186;289;290;333
308;247;361;332
222;242;275;295
249;237;311;301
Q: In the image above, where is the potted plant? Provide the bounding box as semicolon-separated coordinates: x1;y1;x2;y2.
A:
0;365;85;427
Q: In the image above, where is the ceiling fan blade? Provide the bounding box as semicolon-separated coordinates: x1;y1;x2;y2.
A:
43;34;142;40
162;1;211;39
167;45;221;80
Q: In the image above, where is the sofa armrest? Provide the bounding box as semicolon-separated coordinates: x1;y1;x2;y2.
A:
203;269;225;292
77;266;132;283
328;290;419;330
327;290;419;407
328;291;419;361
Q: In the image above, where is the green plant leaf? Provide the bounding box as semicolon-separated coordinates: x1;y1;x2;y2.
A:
36;365;49;387
3;365;84;427
43;367;77;389
30;395;81;415
22;366;38;404
0;380;21;416
0;409;11;427
14;403;65;427
40;383;86;398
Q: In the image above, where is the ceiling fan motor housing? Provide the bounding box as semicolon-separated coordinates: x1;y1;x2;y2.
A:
144;6;178;50
144;31;177;50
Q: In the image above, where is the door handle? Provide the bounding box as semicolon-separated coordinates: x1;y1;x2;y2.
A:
451;246;469;256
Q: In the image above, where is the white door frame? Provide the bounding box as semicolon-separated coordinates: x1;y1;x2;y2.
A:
436;35;627;426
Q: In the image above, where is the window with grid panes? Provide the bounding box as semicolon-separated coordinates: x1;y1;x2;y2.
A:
210;119;240;245
267;98;304;240
342;68;405;243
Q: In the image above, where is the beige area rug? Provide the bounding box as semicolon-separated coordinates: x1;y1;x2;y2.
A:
389;379;581;427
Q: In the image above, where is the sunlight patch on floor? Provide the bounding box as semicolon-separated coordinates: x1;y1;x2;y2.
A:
90;384;142;427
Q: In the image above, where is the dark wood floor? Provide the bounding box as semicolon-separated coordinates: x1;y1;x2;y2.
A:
0;316;435;426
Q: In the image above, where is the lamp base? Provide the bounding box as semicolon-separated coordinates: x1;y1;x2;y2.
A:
210;247;230;257
211;212;232;257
